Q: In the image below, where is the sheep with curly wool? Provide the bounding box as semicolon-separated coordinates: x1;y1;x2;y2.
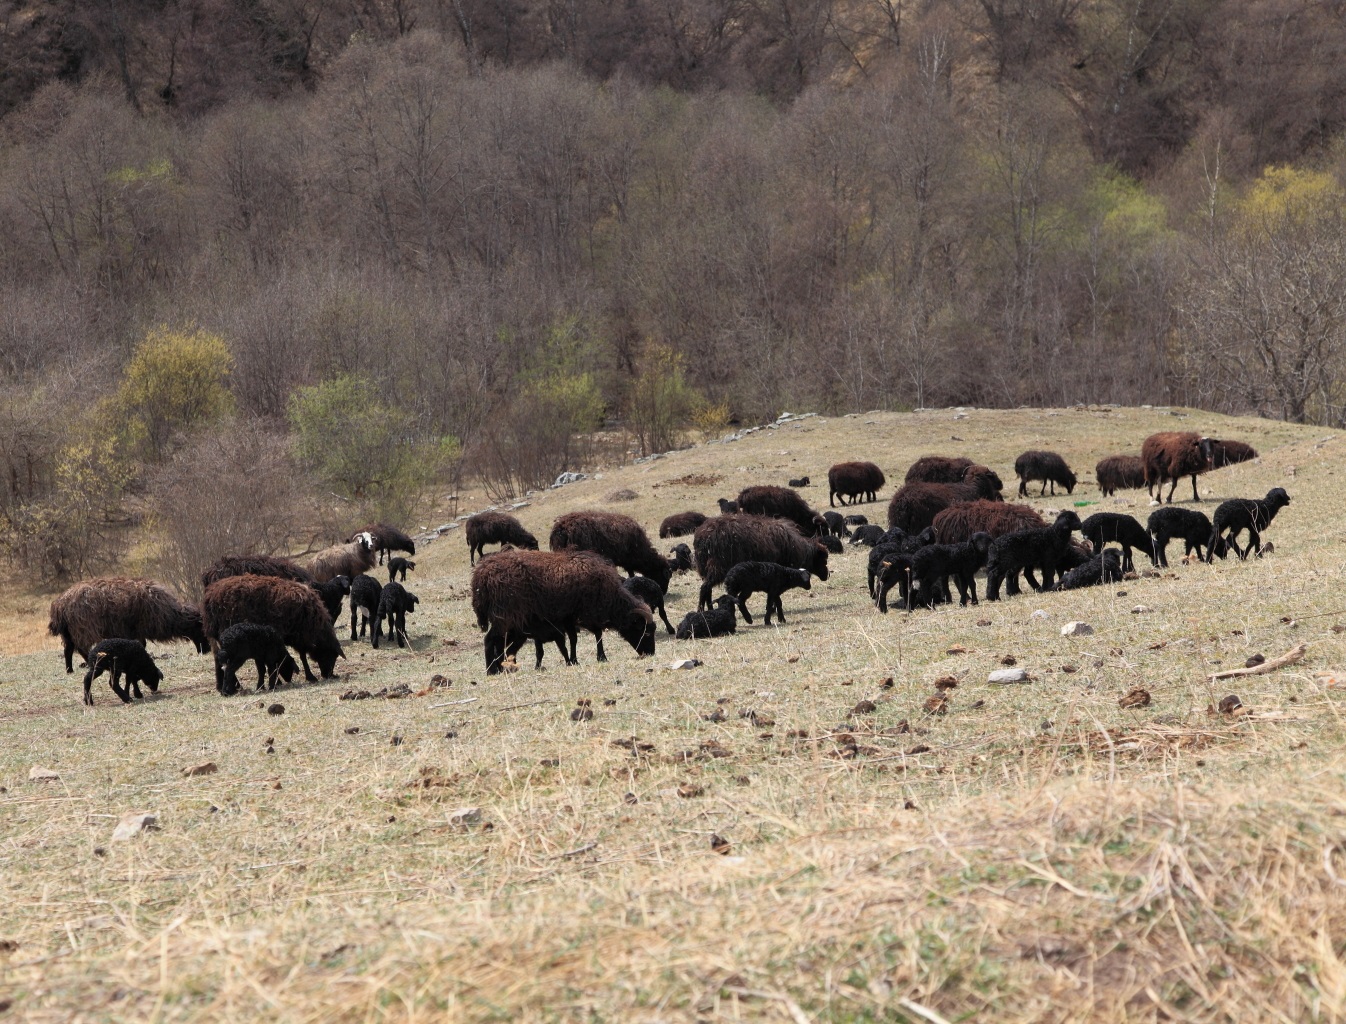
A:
985;510;1083;600
1052;550;1124;590
1080;512;1153;573
82;639;163;706
1147;507;1226;567
722;561;812;626
1014;450;1077;497
1208;488;1291;561
1095;455;1147;497
675;596;739;639
466;512;539;565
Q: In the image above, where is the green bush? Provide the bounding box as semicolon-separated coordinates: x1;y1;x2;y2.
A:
114;326;235;460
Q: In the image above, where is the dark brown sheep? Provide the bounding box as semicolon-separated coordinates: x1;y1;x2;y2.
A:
736;484;825;536
470;548;656;673
659;511;708;538
828;461;886;507
350;523;416;564
1013;451;1076;496
309;534;377;583
887;466;1003;532
904;456;974;484
692;514;829;611
549;511;672;592
1141;432;1215;503
48;577;208;674
1095;455;1146;497
1209;440;1258;468
466;512;539;565
200;555;315;591
932;501;1046;543
202;574;345;682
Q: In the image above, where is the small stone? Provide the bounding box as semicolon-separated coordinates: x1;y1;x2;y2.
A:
182;762;217;777
1061;621;1094;637
1119;687;1151;709
1030;610;1049;621
1131;605;1152;614
447;807;482;829
988;668;1029;684
670;659;702;670
28;767;59;782
111;813;158;842
267;703;285;715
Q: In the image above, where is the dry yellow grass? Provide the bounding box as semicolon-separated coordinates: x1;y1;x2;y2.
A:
5;405;1346;1022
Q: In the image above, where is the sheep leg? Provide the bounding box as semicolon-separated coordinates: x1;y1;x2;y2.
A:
394;611;407;648
63;635;76;674
1190;475;1201;502
484;629;506;674
733;592;754;625
960;573;978;606
1006;569;1023;596
129;675;145;700
1040;480;1048;496
1021;566;1040;592
657;603;675;635
82;665;96;706
1249;527;1264;557
770;594;786;624
298;651;318;683
698;581;714;612
594;630;608;663
110;666;132;704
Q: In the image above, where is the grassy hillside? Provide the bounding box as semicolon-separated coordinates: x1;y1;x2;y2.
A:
4;405;1346;1021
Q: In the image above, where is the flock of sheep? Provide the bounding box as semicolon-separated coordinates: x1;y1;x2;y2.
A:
44;428;1292;703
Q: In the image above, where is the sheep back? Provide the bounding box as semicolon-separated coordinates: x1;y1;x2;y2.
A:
549;511;672;591
827;462;886;506
200;555;315;591
1141;432;1213;501
201;574;344;677
735;485;824;536
309;537;376;583
660;511;708;538
466;512;539;563
1209;440;1258;468
932;501;1046;543
1095;455;1146;496
48;577;206;670
692;514;829;604
904;456;974;484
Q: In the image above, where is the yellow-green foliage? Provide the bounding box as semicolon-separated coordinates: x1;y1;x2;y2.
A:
114;326;234;460
625;342;702;455
1240;165;1344;231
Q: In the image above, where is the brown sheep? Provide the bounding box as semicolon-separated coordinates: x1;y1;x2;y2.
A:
886;466;1003;532
904;456;974;484
828;461;886;507
1209;440;1258;468
309;533;377;583
659;511;708;538
466;512;539;565
692;514;830;611
932;501;1047;543
1095;455;1146;497
471;548;656;673
549;511;672;592
48;577;208;675
736;485;825;536
200;555;315;591
349;523;416;565
202;574;345;683
1141;432;1215;503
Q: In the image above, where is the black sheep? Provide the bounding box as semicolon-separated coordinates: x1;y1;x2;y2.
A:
849;524;887;547
717;498;740;514
1094;455;1147;497
624;575;675;635
827;461;885;506
214;622;299;695
844;514;868;526
788;476;811;487
387;558;415;583
722;561;812;625
1052;550;1124;590
348;574;383;642
1079;512;1152;573
466;512;539;565
660;511;708;538
820;534;843;554
821;511;851;538
1014;451;1077;497
985;510;1083;600
82;639;162;706
675;596;738;639
312;575;351;624
866;528;934;598
1148;507;1226;567
374;582;419;649
1208;488;1291;561
899;532;993;610
666;543;693;574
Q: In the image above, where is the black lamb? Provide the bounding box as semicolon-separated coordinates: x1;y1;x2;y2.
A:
866;528;934;598
849;524;887;547
819;534;843;553
1052;550;1124;591
898;532;993;610
821;511;851;538
722;561;812;625
985;510;1083;600
348;574;383;642
387;557;415;583
788;476;810;487
844;514;868;527
311;575;351;625
214;622;299;695
374;582;420;649
1014;450;1077;496
82;639;163;706
1080;512;1153;573
675;596;738;639
667;543;693;574
1208;488;1291;561
624;575;675;635
717;498;739;514
1148;507;1226;567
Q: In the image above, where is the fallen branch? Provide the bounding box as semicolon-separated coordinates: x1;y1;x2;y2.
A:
1209;643;1307;681
551;841;599;860
493;699;555;713
430;697;479;709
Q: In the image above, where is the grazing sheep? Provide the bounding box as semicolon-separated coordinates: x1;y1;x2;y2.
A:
866;529;934;598
820;533;843;554
1142;432;1215;503
985;510;1083;600
81;639;162;706
214;623;299;695
660;511;708;538
692;514;829;611
722;561;812;625
1095;455;1147;497
1014;450;1077;497
1209;440;1258;468
788;476;811;488
550;511;673;593
844;514;868;526
1080;512;1153;573
904;456;974;484
675;596;739;639
310;533;377;583
849;524;888;547
886;466;1003;533
828;461;886;507
202;574;345;682
903;532;993;610
932;501;1046;544
466;512;539;565
200;555;314;591
471;549;656;673
872;552;915;613
49;577;207;675
1208;488;1291;561
348;574;383;642
374;582;419;649
311;575;351;625
351;523;416;565
623;575;675;635
717;498;739;514
667;543;693;574
387;557;415;583
1052;550;1124;591
736;485;825;536
1148;507;1226;567
821;511;851;538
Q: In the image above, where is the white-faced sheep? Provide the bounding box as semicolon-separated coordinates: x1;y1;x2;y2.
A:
675;596;738;639
1147;507;1226;567
985;510;1083;599
466;512;539;565
214;623;299;695
1208;488;1291;561
1142;432;1215;503
722;562;812;625
49;578;208;675
81;639;163;706
310;533;377;583
1080;512;1153;573
201;574;345;682
350;523;417;565
1014;451;1077;497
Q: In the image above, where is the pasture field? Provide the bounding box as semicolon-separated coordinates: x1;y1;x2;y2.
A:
6;406;1346;1022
